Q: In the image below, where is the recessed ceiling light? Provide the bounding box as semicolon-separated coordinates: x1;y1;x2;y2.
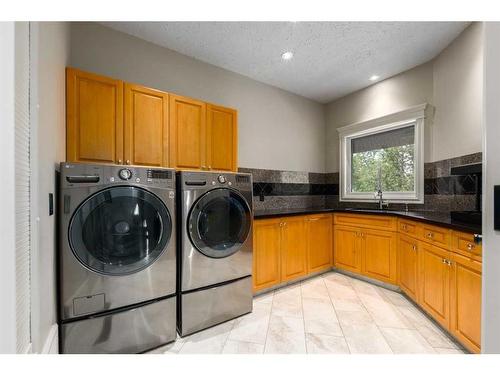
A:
369;75;380;81
281;51;294;61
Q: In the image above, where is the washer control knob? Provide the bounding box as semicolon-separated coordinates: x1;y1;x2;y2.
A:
218;175;226;184
118;168;132;180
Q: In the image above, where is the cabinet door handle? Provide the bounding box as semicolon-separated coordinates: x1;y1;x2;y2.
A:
118;159;122;164
442;258;447;264
467;243;475;251
402;224;407;230
208;165;212;170
126;160;130;165
427;232;434;239
412;245;417;251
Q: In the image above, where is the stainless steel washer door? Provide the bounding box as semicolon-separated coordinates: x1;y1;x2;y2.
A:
69;186;172;276
188;188;251;258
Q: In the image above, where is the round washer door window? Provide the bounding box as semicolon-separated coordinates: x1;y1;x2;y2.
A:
69;186;172;276
188;188;252;258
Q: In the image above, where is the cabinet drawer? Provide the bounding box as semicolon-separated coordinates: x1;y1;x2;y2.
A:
334;213;397;231
419;223;451;249
452;231;482;260
399;219;419;238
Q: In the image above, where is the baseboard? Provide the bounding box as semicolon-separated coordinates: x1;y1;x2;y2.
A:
41;324;59;354
333;268;400;291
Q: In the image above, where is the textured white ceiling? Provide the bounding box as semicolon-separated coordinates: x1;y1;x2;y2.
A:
101;22;469;103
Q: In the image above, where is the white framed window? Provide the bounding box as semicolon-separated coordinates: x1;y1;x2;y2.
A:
338;104;428;204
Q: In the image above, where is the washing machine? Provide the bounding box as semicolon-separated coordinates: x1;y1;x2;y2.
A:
58;163;177;353
177;171;253;336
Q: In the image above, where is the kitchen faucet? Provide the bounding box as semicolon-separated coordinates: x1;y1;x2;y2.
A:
375;189;389;210
375;165;389;210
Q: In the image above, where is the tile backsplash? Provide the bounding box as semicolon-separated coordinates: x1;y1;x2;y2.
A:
240;152;482;212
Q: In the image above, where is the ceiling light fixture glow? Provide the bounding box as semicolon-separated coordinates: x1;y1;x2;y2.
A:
281;51;294;61
369;75;380;81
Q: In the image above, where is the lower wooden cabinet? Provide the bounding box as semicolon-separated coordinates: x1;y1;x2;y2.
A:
306;214;333;273
254;213;482;352
450;252;482;353
362;228;397;284
333;222;396;285
333;225;361;273
253;214;334;292
398;234;419;301
419;242;451;328
252;219;281;292
281;217;307;282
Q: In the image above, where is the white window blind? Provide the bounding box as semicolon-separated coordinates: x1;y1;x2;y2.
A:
14;22;31;354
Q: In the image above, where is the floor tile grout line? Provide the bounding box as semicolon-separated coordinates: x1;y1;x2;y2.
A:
324;272;351;354
299;279;308;354
262;288;277;354
348;276;396;353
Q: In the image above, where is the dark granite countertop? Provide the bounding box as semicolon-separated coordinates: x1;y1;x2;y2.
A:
253;207;481;234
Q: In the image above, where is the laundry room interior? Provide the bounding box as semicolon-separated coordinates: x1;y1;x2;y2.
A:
4;2;500;367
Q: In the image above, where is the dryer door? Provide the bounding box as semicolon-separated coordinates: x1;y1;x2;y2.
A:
69;186;172;276
188;188;252;258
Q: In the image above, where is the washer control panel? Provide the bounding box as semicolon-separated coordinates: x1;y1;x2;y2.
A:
118;168;132;180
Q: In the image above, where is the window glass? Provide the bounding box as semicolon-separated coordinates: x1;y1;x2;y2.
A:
350;124;415;193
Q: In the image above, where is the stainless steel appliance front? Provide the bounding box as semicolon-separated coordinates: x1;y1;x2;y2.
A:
58;163;177;353
178;171;253;336
179;171;253;291
60;296;176;354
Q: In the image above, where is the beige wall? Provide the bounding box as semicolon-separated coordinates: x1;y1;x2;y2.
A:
70;23;326;173
433;22;483;161
326;62;433;171
32;22;70;353
325;23;483;172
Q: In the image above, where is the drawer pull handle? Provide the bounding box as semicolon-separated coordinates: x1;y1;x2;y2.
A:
427;232;434;239
412;245;417;251
467;243;475;251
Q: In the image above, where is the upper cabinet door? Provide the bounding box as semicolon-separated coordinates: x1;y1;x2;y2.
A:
206;104;238;172
124;84;169;167
169;95;206;170
66;68;124;164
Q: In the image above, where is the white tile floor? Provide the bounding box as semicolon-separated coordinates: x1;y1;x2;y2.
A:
149;272;466;354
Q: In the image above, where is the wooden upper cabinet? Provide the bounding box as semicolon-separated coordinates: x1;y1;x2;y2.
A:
334;225;361;273
66;68;124;164
169;94;207;170
206;104;238;172
450;252;482;353
252;219;282;292
361;228;397;284
281;217;307;282
419;242;451;327
306;214;333;274
398;234;419;301
124;84;169;167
